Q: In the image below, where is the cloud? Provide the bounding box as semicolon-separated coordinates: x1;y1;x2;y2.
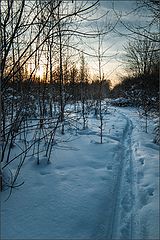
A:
70;1;152;83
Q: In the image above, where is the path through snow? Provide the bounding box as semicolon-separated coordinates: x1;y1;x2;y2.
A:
109;112;135;239
1;106;159;239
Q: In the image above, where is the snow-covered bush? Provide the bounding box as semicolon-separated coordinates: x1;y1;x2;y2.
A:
111;97;130;107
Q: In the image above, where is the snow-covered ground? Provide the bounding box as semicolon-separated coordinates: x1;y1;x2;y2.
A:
1;106;159;239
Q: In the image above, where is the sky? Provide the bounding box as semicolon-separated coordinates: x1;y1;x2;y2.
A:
78;0;150;85
7;0;151;86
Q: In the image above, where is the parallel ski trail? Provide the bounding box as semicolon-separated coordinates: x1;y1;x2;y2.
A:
106;110;136;240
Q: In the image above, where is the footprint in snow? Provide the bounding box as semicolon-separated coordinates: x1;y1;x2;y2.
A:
139;189;149;208
39;170;51;176
139;157;145;165
121;193;132;212
139;187;154;209
137;170;144;184
147;187;154;196
107;165;112;170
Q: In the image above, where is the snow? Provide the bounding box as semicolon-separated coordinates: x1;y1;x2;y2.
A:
1;106;159;239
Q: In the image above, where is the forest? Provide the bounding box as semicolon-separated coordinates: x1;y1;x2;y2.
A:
0;0;159;239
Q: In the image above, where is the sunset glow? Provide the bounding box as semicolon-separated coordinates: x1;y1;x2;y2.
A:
35;65;44;79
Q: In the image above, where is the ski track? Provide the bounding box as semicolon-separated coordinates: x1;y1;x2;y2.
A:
1;107;158;240
106;109;138;240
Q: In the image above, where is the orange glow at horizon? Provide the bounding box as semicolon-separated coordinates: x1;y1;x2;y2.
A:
35;65;45;79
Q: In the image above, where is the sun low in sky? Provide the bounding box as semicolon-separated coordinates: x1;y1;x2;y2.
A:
35;65;44;80
27;0;151;87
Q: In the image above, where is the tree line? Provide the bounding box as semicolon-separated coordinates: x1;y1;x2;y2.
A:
111;0;159;141
0;0;112;192
0;0;159;192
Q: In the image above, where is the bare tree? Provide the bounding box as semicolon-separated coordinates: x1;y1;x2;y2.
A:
124;35;159;77
0;0;103;192
79;52;89;130
113;0;160;44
